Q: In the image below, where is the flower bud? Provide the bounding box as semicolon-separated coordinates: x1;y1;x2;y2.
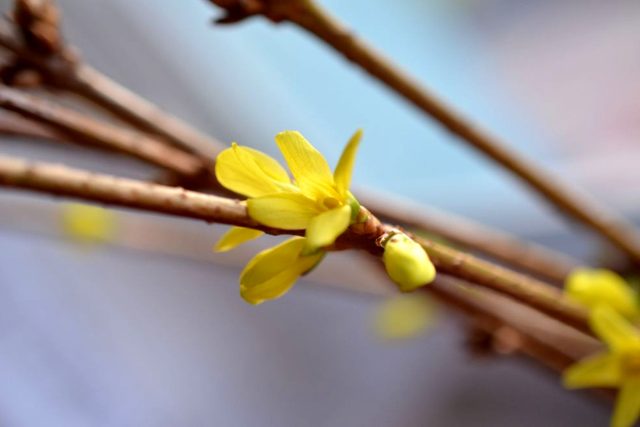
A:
382;232;436;291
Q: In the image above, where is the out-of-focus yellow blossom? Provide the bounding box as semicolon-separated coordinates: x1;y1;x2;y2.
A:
60;203;116;244
238;236;324;305
565;268;639;321
564;306;640;427
374;293;437;340
382;231;436;291
215;130;362;253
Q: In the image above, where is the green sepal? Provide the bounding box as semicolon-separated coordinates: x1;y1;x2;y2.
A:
347;192;362;223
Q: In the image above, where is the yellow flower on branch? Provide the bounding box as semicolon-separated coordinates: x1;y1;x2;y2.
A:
213;130;362;304
213;129;436;304
215;130;362;252
565;268;639;321
564;306;640;427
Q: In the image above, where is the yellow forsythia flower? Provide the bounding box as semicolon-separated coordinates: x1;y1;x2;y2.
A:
565;268;639;321
60;203;116;244
382;232;436;291
564;306;640;427
374;293;437;340
215;130;362;252
213;130;362;304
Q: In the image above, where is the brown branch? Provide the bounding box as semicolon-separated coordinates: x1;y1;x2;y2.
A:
359;189;578;283
0;110;66;141
207;0;640;266
66;64;223;157
0;153;265;229
412;236;590;334
0;153;591;335
429;276;597;373
0;18;223;157
13;0;61;55
0;85;209;177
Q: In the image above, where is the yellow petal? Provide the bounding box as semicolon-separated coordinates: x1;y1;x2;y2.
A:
215;143;293;197
591;306;640;353
334;129;362;197
247;193;320;230
305;205;351;251
612;377;640;427
214;226;264;252
61;203;116;244
240;237;323;304
566;268;638;320
275;131;335;198
241;238;305;285
563;352;622;389
373;294;437;340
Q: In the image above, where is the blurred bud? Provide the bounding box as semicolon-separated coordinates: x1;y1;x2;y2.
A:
60;203;116;245
382;232;436;291
373;293;437;341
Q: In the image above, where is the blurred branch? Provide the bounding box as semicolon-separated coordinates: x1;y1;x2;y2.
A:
0;110;65;141
65;64;222;157
415;235;589;334
360;189;578;283
429;276;597;373
0;153;591;335
0;85;210;177
0;10;222;157
207;0;640;266
0;154;261;228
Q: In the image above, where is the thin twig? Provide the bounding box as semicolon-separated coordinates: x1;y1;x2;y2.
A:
429;276;597;373
414;236;589;334
359;189;578;283
0;110;65;141
0;19;222;157
0;85;209;176
0;153;591;335
207;0;640;266
67;64;222;157
0;154;262;228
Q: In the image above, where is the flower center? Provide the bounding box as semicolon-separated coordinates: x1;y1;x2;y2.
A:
322;197;341;210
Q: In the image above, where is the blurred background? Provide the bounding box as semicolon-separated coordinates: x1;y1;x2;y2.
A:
1;0;639;425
